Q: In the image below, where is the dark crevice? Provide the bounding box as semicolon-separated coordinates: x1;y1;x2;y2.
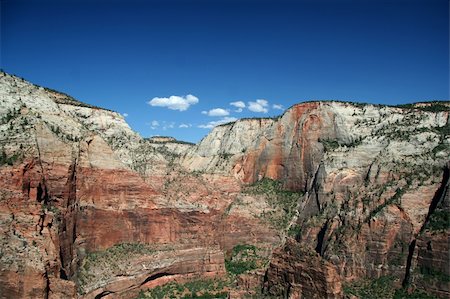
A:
72;215;77;243
38;212;45;235
402;166;448;287
364;162;374;185
310;163;325;211
402;239;416;287
420;166;449;233
315;220;329;256
94;290;114;299
24;180;31;199
262;268;269;294
58;159;78;280
285;283;291;299
37;181;50;204
43;266;50;299
139;272;172;287
315;191;321;212
37;183;44;202
59;247;68;280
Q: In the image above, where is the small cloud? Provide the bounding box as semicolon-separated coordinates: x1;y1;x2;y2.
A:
146;120;160;130
248;99;269;113
179;123;192;128
161;121;175;130
122;113;129;117
272;104;284;110
205;108;229;117
230;101;245;113
149;120;160;130
230;101;246;108
148;94;199;111
201;111;208;115
198;116;237;129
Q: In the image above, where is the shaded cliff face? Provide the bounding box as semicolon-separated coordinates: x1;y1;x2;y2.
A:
0;71;449;299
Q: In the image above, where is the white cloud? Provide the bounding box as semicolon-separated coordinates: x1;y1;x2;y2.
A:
150;120;160;130
205;108;229;117
198;116;237;129
201;111;208;115
161;121;175;130
230;101;245;113
148;94;199;111
272;104;284;110
248;99;269;113
179;123;192;128
230;101;246;108
122;113;129;117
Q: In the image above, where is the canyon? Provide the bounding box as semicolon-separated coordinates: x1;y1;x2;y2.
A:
0;71;448;299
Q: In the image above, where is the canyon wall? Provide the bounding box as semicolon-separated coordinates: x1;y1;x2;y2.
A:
0;71;448;298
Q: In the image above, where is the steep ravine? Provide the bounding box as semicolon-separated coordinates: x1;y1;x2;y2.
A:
0;71;449;298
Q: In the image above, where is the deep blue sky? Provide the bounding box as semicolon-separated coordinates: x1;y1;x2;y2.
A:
1;0;448;142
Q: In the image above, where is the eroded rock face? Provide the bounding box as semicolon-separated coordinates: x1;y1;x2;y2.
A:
0;72;282;298
265;239;343;299
0;71;449;298
181;99;449;297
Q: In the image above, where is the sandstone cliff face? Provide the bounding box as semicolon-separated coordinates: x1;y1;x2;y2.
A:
0;71;449;299
181;100;449;298
0;72;282;298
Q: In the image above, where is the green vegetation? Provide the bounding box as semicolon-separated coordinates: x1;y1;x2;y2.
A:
319;137;363;152
43;86;113;111
419;266;450;283
343;276;398;299
41;203;59;215
344;276;439;299
245;178;302;230
1;107;21;124
0;149;22;166
225;244;264;275
366;187;405;222
45;123;80;142
219;152;233;160
135;244;267;298
77;243;157;294
154;145;181;160
282;99;450;113
321;139;340;151
297;99;374;109
396;102;450;113
216;116;281;128
136;278;229;299
145;136;195;145
432;143;447;155
287;223;302;237
426;210;450;231
433;120;450;136
388;239;408;266
393;288;439;299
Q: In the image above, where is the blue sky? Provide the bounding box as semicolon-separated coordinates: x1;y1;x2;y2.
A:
1;0;448;143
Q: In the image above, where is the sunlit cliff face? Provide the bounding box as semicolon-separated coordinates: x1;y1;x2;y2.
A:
0;71;448;298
